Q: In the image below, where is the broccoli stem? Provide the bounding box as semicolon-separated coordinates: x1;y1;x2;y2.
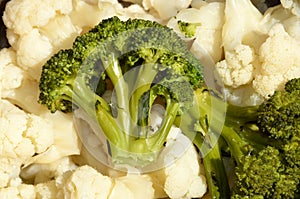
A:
129;63;159;126
149;100;181;150
196;137;231;199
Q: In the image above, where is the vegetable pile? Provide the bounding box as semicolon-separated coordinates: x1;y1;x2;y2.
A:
0;0;300;198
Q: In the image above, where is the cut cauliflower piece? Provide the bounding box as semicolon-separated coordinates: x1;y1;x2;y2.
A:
281;0;300;17
119;4;159;22
25;111;81;165
215;0;268;88
215;44;256;87
142;0;192;20
15;28;53;79
57;165;155;199
0;100;54;188
35;180;58;199
58;165;113;199
0;184;36;199
116;175;154;199
167;2;225;63
2;0;73;35
222;85;264;106
70;0;122;31
253;23;300;97
0;48;47;114
21;157;77;185
148;126;207;199
39;15;81;50
163;127;207;199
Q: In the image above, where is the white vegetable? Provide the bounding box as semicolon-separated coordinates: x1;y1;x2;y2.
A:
142;0;192;20
35;180;58;199
253;23;300;97
57;165;155;199
0;100;54;188
0;184;36;199
215;0;267;88
0;48;47;114
163;127;207;199
167;2;225;63
148;126;207;199
25;111;81;165
2;0;73;35
281;0;300;16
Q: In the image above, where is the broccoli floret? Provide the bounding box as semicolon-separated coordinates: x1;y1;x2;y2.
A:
39;16;203;167
221;78;300;198
177;20;201;38
176;78;300;198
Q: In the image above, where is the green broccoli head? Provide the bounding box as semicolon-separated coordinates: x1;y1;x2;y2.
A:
38;16;203;168
257;78;300;140
39;49;80;113
233;146;281;198
177;20;201;38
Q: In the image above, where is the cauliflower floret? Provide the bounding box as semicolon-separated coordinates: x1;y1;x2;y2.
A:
0;158;22;188
58;165;113;199
253;23;300;97
119;4;159;22
69;0;123;32
3;0;81;80
35;180;58;199
215;44;256;88
0;100;54;188
148;126;207;199
25;111;81;165
57;164;155;199
21;157;78;184
281;0;300;17
167;2;224;63
0;48;23;96
222;85;264;106
116;175;154;199
15;29;53;79
39;15;81;50
163;127;207;199
0;184;36;199
0;48;47;114
2;0;73;35
142;0;192;20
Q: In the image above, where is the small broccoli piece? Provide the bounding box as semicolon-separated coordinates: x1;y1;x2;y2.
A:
257;78;300;140
175;78;300;198
225;78;300;198
39;16;203;167
177;20;201;38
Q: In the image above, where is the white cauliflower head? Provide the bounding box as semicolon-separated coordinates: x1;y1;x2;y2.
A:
2;0;73;35
57;165;112;199
142;0;192;20
0;100;54;188
148;126;207;199
253;23;300;98
281;0;300;17
0;48;47;115
167;2;225;63
215;44;256;88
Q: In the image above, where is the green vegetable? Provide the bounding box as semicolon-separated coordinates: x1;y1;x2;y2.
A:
38;16;203;167
177;78;300;198
177;20;201;38
38;16;300;198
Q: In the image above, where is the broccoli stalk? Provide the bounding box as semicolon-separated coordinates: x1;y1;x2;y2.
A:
175;79;300;198
39;16;300;198
39;17;203;167
225;78;300;198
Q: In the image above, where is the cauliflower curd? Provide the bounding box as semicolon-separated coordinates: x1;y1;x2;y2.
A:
0;0;300;199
